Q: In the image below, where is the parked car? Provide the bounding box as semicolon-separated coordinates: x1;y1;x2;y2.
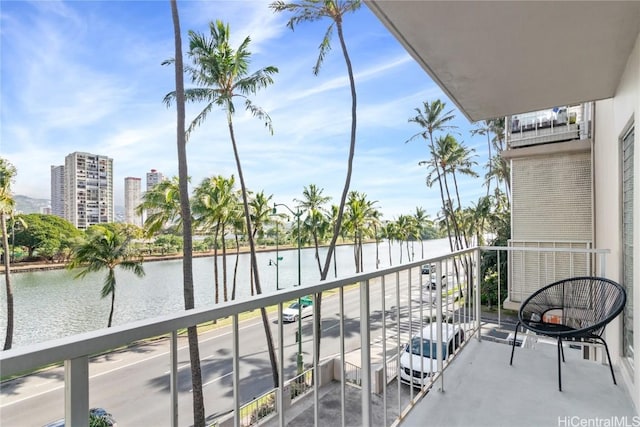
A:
399;323;464;387
43;408;117;427
421;264;434;275
282;297;313;323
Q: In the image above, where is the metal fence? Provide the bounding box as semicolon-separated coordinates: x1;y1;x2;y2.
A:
0;245;610;427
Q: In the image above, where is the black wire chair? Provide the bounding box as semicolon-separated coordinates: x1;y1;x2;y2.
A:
509;276;626;391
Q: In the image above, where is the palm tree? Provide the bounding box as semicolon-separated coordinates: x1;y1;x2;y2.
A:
295;184;331;274
394;215;413;264
193;175;237;303
167;2;205;422
164;20;280;388
136;176;184;236
1;158;16;350
413;207;430;259
271;0;362;361
381;221;397;266
436;134;479;248
407;99;458;253
68;226;145;328
471;120;494;197
249;191;273;295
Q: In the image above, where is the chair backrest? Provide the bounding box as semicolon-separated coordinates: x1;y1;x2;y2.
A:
519;276;626;337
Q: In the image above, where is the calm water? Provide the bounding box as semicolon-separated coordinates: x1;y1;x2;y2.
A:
0;239;451;348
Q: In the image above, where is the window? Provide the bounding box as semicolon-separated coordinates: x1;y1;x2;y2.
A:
621;126;634;364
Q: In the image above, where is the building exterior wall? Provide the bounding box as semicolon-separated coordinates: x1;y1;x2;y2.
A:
594;31;640;412
146;169;164;192
124;177;142;227
50;165;65;219
64;152;114;230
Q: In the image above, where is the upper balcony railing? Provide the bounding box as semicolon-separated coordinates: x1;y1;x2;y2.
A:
0;245;611;427
507;103;593;148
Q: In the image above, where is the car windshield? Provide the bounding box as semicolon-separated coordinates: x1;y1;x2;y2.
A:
407;337;446;359
288;303;300;310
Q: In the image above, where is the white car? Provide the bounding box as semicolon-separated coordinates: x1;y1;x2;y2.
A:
399;323;464;387
282;298;313;323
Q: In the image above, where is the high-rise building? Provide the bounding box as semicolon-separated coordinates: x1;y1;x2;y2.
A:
64;152;114;230
124;177;142;227
50;165;65;219
146;169;165;191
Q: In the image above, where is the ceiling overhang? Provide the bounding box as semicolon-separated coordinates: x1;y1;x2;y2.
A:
366;1;640;122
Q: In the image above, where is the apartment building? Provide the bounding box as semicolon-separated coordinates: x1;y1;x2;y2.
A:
369;0;639;412
63;151;114;230
146;168;164;191
124;177;142;227
50;165;65;219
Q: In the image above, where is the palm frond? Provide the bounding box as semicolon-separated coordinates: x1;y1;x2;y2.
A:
314;23;334;75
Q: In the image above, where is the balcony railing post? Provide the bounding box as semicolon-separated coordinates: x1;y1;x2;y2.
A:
170;330;178;427
475;248;482;341
232;314;240;427
278;303;285;427
360;279;372;426
65;356;89;427
435;262;444;391
339;286;346;427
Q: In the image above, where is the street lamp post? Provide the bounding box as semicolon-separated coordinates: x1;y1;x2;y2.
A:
273;202;303;374
268;220;283;290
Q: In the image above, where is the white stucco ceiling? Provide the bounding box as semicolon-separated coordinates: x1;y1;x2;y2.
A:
366;1;640;122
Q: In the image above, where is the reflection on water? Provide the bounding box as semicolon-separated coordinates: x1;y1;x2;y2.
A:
0;239;451;347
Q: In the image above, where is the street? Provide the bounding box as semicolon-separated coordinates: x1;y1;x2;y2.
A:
1;271;441;426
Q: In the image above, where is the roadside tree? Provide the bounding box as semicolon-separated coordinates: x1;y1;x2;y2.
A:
68;226;145;328
1;157;16;350
163;20;280;387
271;0;362;361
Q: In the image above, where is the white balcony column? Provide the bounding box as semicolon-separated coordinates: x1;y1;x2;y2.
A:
170;330;178;427
360;279;372;426
65;356;89;427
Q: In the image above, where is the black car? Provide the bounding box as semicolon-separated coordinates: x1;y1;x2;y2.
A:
421;264;433;275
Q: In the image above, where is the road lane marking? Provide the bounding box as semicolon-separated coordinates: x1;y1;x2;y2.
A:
195;371;233;391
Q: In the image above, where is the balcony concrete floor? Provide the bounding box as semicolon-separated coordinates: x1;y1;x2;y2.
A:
402;337;637;427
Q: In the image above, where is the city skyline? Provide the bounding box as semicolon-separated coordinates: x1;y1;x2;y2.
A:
1;1;491;222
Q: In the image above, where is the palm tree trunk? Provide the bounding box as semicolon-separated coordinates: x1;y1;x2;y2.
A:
387;239;393;266
452;172;470;248
2;213;13;350
222;223;228;302
227;116;279;388
231;234;240;300
169;1;205;423
107;287;115;328
214;224;220;304
429;134;456;254
313;232;322;275
317;21;358;361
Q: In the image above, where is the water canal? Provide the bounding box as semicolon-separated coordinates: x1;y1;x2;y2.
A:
0;239;451;347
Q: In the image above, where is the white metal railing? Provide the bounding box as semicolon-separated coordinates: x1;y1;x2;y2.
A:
0;245;610;427
0;248;481;427
507;103;592;148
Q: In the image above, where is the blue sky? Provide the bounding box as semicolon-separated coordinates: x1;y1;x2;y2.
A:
1;0;489;221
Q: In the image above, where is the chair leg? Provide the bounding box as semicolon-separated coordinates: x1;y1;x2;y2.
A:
595;336;617;385
557;337;563;391
510;321;520;365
